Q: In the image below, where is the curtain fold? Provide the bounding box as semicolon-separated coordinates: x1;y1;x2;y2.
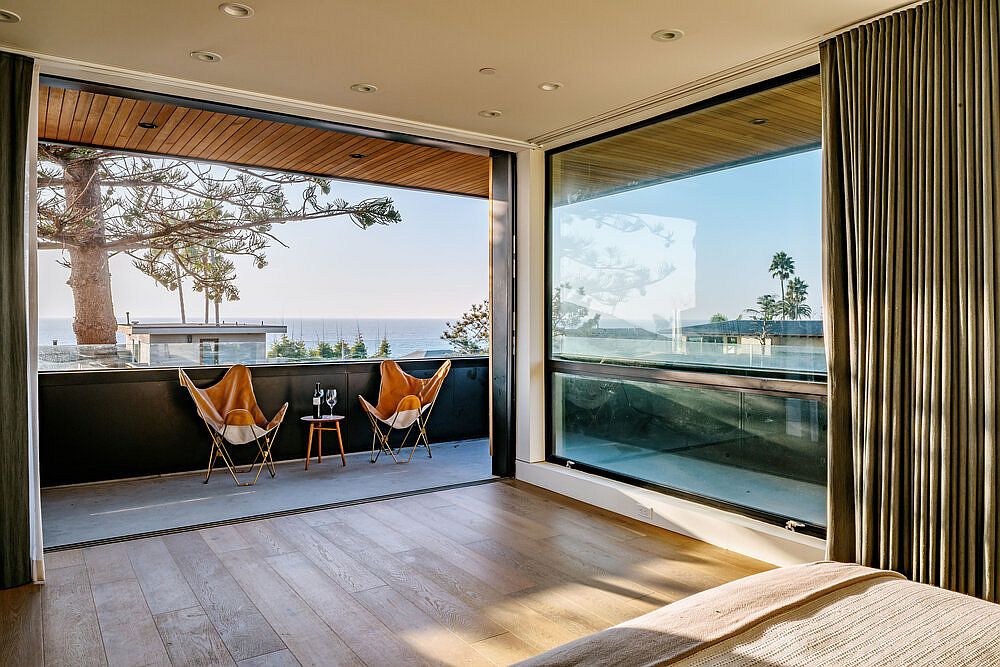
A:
0;50;35;589
822;0;1000;600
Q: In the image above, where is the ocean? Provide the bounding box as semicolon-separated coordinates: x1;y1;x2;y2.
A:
38;317;458;357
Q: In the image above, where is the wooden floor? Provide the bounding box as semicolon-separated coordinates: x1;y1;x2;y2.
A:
1;480;770;666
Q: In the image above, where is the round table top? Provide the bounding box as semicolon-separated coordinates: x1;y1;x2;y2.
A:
300;414;345;422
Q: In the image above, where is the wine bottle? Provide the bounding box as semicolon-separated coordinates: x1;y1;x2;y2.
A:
313;382;322;419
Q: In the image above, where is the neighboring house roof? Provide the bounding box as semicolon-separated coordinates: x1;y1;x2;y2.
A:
680;320;824;337
118;323;287;336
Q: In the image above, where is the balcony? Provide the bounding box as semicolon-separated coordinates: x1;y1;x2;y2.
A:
40;356;492;548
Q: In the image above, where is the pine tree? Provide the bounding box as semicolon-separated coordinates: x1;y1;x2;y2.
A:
314;341;336;358
350;330;368;359
37;145;401;343
332;338;350;359
442;300;490;353
269;335;309;359
374;334;392;358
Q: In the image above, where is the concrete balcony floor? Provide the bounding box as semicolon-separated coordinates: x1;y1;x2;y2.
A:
42;437;492;548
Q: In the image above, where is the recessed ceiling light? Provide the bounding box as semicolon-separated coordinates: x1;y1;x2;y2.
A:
138;121;159;129
478;67;497;76
350;83;378;93
189;50;223;63
651;28;684;42
478;109;502;118
349;153;366;159
219;2;254;17
750;118;768;125
0;9;21;23
538;82;562;91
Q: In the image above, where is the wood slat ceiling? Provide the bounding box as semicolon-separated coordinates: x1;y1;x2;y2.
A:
37;84;490;198
551;75;821;204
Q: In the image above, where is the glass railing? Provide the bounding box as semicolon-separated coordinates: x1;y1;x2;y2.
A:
38;342;479;372
550;371;828;527
553;335;827;375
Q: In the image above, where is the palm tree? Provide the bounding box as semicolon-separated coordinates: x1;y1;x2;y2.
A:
769;252;795;319
745;294;781;351
783;277;812;320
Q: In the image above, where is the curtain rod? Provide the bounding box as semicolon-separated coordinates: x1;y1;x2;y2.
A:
821;0;931;41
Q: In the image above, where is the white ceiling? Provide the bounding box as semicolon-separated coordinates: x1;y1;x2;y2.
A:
0;0;907;143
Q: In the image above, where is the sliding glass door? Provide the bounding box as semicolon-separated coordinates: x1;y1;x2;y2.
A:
545;68;827;535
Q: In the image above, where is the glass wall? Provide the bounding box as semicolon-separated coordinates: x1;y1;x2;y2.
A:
547;69;827;532
552;373;826;525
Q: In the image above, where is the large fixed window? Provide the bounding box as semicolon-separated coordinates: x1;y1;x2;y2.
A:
547;69;827;534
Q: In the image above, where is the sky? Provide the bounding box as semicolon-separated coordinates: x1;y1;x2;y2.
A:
552;148;823;326
38;147;821;327
37;175;489;321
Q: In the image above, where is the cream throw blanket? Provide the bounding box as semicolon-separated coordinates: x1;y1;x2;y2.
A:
517;561;1000;666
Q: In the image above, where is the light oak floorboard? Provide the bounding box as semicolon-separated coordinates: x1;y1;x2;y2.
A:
155;606;236;667
472;632;541;666
266;551;431;667
163;532;285;663
0;583;43;667
201;525;251;555
352;585;493;667
236;649;301;667
128;538;200;615
91;577;171;667
23;481;769;666
41;564;107;666
218;549;363;667
42;549;85;571
317;521;506;643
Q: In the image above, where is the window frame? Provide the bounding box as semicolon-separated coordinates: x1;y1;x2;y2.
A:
543;65;827;538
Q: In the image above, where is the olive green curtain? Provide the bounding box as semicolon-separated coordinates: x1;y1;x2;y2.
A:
0;51;33;589
822;0;1000;600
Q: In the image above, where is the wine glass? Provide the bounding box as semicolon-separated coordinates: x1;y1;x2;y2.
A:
325;389;338;417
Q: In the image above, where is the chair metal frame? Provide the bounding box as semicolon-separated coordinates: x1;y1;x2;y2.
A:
200;408;282;486
364;397;442;464
360;360;450;465
180;366;287;487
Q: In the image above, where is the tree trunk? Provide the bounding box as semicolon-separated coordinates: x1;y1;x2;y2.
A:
174;260;186;323
63;158;117;344
204;290;209;324
214;299;220;325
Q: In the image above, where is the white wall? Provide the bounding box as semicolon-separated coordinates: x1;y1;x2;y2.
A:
514;148;547;465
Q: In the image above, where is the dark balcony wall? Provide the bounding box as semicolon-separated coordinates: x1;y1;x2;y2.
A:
39;357;488;487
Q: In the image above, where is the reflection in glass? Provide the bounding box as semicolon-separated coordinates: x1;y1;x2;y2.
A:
546;72;827;529
549;74;825;376
552;373;827;526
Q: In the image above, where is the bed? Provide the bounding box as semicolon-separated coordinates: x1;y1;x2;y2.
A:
517;561;1000;666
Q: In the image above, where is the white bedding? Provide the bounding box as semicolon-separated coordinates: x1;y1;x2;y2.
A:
517;561;1000;667
675;576;1000;666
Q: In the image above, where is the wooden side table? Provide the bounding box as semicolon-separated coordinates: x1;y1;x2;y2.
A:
300;415;346;470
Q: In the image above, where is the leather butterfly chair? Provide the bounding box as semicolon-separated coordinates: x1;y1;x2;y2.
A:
359;359;451;463
179;364;288;486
